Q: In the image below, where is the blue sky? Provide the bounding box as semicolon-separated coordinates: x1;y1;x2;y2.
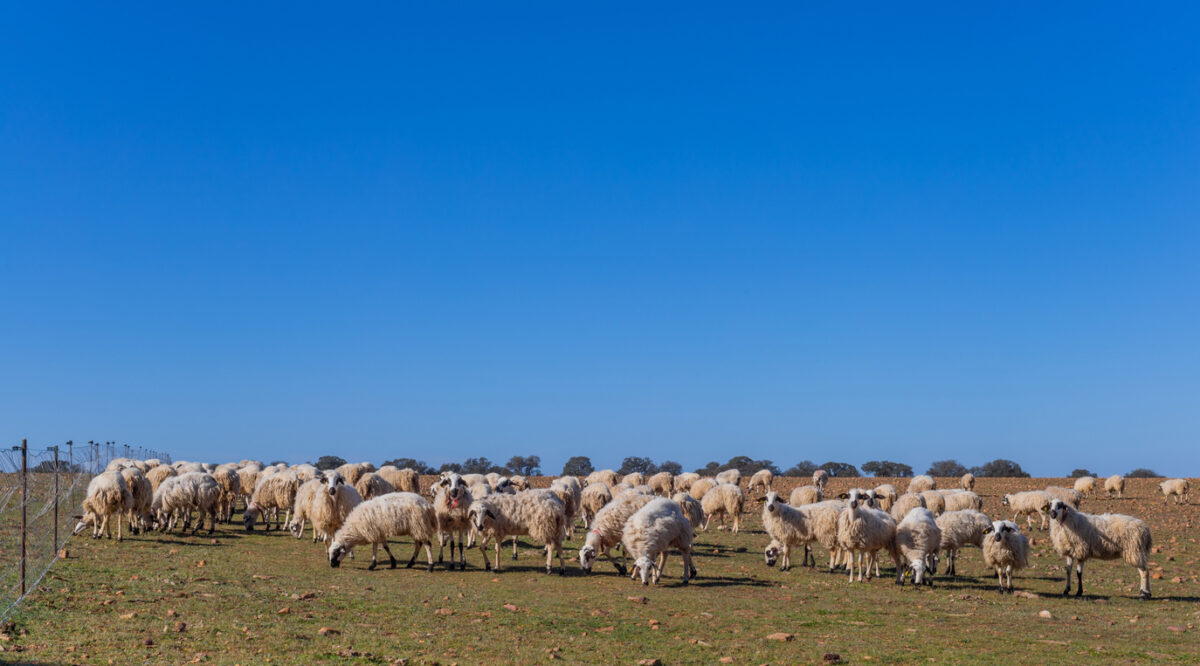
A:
2;3;1198;476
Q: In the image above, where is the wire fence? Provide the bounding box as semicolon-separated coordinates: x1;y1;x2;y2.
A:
0;439;171;621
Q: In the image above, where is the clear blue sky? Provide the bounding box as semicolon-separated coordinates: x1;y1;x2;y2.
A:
3;3;1198;476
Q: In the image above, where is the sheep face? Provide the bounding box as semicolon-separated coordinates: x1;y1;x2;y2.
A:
985;519;1020;543
323;471;346;497
1001;495;1011;506
494;477;514;494
762;491;782;513
468;503;496;533
578;544;598;572
840;488;874;511
328;541;350;568
243;503;261;531
72;514;94;535
1046;499;1069;523
632;555;657;585
763;541;782;567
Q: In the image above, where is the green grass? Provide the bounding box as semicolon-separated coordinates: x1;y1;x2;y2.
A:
5;477;1200;664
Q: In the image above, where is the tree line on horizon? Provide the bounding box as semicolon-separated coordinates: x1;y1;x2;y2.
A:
304;454;1162;480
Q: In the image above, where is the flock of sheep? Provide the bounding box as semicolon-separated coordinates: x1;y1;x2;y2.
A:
74;459;1190;598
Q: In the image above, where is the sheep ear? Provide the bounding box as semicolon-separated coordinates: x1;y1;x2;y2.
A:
1041;504;1050;511
486;510;495;519
983;526;993;534
838;493;849;499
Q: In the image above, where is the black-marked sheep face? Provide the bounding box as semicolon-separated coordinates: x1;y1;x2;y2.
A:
1047;499;1068;522
468;505;495;532
844;489;868;510
324;472;345;496
986;520;1015;543
578;544;597;571
763;543;780;566
495;478;513;493
1001;495;1010;506
328;543;349;568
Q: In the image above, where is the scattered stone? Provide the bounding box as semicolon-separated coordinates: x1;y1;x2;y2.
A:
166;610;178;618
1038;610;1052;619
719;658;733;664
766;632;794;641
174;622;187;633
503;604;519;612
637;660;661;666
142;638;154;647
318;627;340;636
434;608;454;616
627;596;649;604
824;654;843;664
119;612;137;620
1014;591;1039;600
277;607;290;615
1168;626;1187;633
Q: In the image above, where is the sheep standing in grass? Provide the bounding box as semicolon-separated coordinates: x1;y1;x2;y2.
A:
236;464;262;511
73;471;133;541
1104;475;1125;498
748;469;774;496
960;473;975;491
763;498;846;570
1159;478;1190;505
579;483;613;529
1047;498;1152;599
120;467;153;534
688;478;718;501
940;491;982;513
700;483;744;534
790;485;824;506
873;484;897;512
647;472;674;497
1073;476;1097;498
468;490;568;574
907;475;936;494
377;466;420;493
244;470;300;531
433;473;473;570
1002;490;1051;531
893;507;941;586
549;477;581;532
673;472;700;493
146;465;177;495
890;493;926;522
291;471;361;543
672;492;705;530
935;509;992;576
622;498;696;585
151;472;221;535
578;492;655;575
1044;486;1082;508
812;469;829;489
982;520;1029;594
715;469;742;487
919;490;946;517
586;469;619;488
355;472;395;501
211;465;242;523
328;492;437;571
837;488;897;582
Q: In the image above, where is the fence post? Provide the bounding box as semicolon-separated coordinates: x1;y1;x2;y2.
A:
53;445;60;555
20;438;27;596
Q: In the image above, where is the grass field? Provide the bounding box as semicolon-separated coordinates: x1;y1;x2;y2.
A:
5;477;1199;664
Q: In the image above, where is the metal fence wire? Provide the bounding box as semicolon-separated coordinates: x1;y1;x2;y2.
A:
0;439;171;620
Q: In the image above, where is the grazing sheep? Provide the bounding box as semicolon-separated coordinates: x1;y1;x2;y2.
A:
327;492;437;572
509;475;529;491
622;498;696;585
1104;474;1125;498
919;490;946;517
244;470;300;531
120;467;153;534
647;471;674;497
960;473;975;491
748;469;774;496
688;477;718;501
715;469;742;487
292;464;319;483
873;484;898;512
73;471;133;540
433;473;473;570
907;475;936;494
620;472;645;487
461;473;486;487
146;464;177;495
812;469;829;489
578;492;656;575
1159;478;1190;505
1047;498;1152;599
893;507;941;586
935;509;992;576
151;473;221;535
377;466;420;493
1073;476;1097;498
890;493;926;522
579;483;613;529
549;477;582;532
941;491;982;513
337;462;370;486
468;490;568;575
672;492;705;530
837;488;898;582
1002;490;1052;531
236;464;262;510
291;471;361;543
790;485;824;506
586;469;619;488
1044;486;1082;508
355;472;396;501
211;465;242;522
700;483;745;534
673;472;700;493
982;520;1030;594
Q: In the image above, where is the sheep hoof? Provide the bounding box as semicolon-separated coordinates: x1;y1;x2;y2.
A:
1139;591;1152;600
558;567;565;576
512;553;518;561
368;561;377;571
427;564;434;573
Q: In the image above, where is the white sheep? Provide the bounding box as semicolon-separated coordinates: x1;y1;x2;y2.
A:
935;509;992;576
620;472;645;487
292;463;319;482
290;471;361;543
578;492;656;575
377;466;420;493
151;472;221;535
647;471;674;497
1159;478;1190;505
335;462;368;486
146;464;177;495
836;488;897;582
1104;474;1125;498
1002;490;1052;531
579;483;613;529
982;520;1030;594
236;464;262;511
748;469;774;496
1073;476;1097;498
893;507;941;586
469;490;568;574
509;475;529;491
433;472;473;570
211;465;242;523
715;468;742;487
73;471;133;541
688;477;718;501
355;472;395;501
622;498;696;585
673;472;700;493
889;492;926;522
1044;486;1082;508
919;490;946;517
1047;498;1152;599
244;470;300;531
672;492;705;530
327;492;437;571
700;483;744;534
812;469;829;489
960;473;975;491
763;498;847;571
549;477;581;532
907;475;936;494
586;469;619;488
940;491;982;513
120;467;153;535
873;484;897;512
789;485;824;506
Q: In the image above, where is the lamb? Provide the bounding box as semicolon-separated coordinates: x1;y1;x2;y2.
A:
941;491;982;512
790;485;824;506
586;469;619;488
151;472;221;535
715;469;742;487
935;509;992;576
579;483;613;529
621;498;696;585
673;472;700;493
836;488;898;582
1047;498;1152;599
688;478;718;500
432;472;473;570
889;493;926;522
1002;490;1052;530
1073;476;1097;498
290;471;361;543
700;483;744;534
893;507;941;585
907;475;936;494
468;490;568;574
812;469;829;489
647;471;674;496
873;484;898;511
982;520;1030;593
620;472;645;487
960;472;975;491
327;492;437;571
578;492;656;575
355;472;395;501
73;471;133;540
244;470;300;531
120;467;153;534
919;490;946;517
672;492;705;530
211;464;242;522
1044;486;1082;508
145;464;177;494
377;466;420;493
1104;474;1125;498
748;469;774;496
1159;478;1190;505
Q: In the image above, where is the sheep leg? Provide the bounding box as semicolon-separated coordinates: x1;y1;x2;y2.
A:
556;541;565;576
116;513;123;542
1074;562;1084;597
457;535;466;570
492;541;502;572
655;553;667;584
368;543;379;571
780;544;790;571
511;535;519;560
1061;558;1073;596
1139;568;1152;599
438;534;446;564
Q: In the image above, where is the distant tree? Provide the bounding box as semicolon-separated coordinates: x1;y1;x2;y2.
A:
562;456;594;477
861;460;913;477
926;460;969;477
618;456;658;476
1127;468;1161;478
315;455;347;471
819;461;860;477
782;460;819;477
461;457;507;474
505;455;542;476
969;459;1030;478
657;460;683;476
695;461;722;475
438;462;463;474
1069;468;1097;478
382;458;435;474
